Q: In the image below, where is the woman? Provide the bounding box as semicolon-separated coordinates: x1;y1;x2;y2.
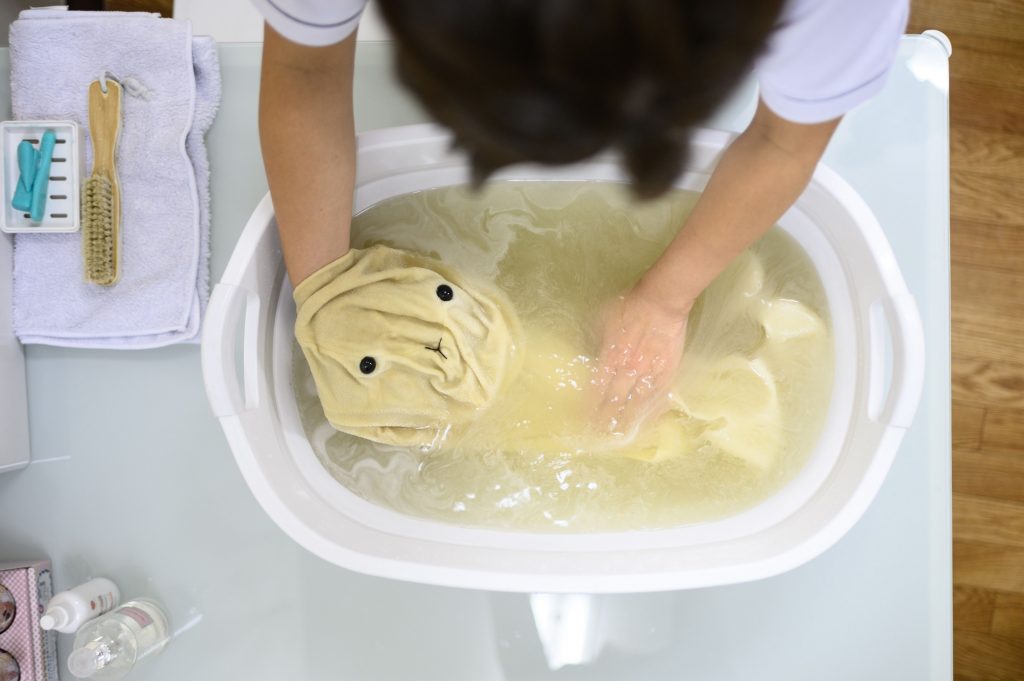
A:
253;0;909;433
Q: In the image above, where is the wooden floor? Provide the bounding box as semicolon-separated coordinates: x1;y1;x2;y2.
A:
908;1;1024;679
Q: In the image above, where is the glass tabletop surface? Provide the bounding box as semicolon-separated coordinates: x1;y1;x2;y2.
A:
0;34;951;681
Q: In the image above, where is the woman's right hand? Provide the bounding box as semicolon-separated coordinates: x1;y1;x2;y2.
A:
591;284;692;438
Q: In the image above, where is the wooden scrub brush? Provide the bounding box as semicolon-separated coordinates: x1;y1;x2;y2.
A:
82;78;123;286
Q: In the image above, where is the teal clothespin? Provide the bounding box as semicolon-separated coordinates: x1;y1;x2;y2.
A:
10;139;37;213
29;130;56;222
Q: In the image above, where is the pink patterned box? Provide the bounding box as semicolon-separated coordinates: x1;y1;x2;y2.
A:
0;561;58;681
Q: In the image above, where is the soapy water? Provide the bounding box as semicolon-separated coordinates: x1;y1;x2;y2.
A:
293;182;834;531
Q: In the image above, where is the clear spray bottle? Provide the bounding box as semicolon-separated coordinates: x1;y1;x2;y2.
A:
66;599;169;680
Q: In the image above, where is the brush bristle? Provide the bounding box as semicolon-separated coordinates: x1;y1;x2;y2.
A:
82;176;117;285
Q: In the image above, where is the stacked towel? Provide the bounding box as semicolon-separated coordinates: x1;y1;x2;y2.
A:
9;9;220;348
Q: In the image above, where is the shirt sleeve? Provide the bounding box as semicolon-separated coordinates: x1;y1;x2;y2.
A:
755;0;909;123
250;0;368;46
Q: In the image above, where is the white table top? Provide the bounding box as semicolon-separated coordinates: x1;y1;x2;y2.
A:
0;34;951;681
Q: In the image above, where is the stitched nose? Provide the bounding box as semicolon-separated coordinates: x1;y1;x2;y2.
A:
423;337;447;360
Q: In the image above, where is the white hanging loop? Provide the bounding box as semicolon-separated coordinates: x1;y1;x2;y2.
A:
121;76;153;101
97;71;153;100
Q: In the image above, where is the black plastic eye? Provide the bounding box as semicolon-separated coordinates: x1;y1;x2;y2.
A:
359;356;376;375
436;284;454;301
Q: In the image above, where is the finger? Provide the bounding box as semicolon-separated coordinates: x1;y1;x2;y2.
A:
591;323;640;395
619;348;680;423
595;327;647;386
613;370;660;434
596;370;636;428
597;359;637;405
591;348;618;390
597;331;634;374
616;375;670;436
587;363;614;420
598;361;651;435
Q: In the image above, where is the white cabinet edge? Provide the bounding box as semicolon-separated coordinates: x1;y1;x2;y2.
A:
0;231;30;471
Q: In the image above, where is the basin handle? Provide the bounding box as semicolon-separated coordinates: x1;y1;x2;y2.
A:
867;291;926;429
202;282;262;418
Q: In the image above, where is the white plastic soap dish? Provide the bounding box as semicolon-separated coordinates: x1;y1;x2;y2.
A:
1;120;82;234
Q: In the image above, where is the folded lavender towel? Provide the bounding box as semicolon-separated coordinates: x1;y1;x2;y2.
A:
9;9;220;348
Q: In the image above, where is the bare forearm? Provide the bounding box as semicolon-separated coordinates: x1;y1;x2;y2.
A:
259;26;357;285
638;101;840;312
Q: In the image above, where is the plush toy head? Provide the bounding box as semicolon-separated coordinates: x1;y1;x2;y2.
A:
293;245;520;447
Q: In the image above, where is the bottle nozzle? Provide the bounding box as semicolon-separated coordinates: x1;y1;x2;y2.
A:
67;644;102;679
39;603;71;631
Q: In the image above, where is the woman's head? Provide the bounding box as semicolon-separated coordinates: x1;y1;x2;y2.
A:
377;0;785;198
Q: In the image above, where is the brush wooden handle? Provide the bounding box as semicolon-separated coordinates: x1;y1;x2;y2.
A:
88;80;122;181
86;79;122;285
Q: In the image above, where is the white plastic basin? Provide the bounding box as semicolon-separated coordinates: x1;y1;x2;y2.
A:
201;124;924;593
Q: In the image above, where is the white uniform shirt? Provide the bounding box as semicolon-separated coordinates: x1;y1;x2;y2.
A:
251;0;909;124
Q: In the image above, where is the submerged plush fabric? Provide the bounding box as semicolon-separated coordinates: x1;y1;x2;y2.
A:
294;245;520;446
661;256;826;468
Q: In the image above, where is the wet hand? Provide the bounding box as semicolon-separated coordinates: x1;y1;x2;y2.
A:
592;286;691;437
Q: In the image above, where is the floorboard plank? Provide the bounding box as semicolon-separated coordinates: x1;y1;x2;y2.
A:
954;493;1024;549
954;630;1024;681
951;217;1024;273
954;541;1024;593
106;0;172;15
951;263;1024;363
951;126;1024;180
953;404;985;449
954;449;1024;505
952;264;1024;312
954;36;1024;91
953;328;1024;368
909;0;1024;44
982;409;1024;454
991;592;1024;641
954;358;1024;409
951;171;1024;227
926;30;1024;91
955;585;997;634
950;81;1024;135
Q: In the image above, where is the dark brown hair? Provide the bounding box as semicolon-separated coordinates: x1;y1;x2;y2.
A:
377;0;785;198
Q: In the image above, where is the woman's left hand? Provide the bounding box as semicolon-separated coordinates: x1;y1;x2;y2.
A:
592;285;692;437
